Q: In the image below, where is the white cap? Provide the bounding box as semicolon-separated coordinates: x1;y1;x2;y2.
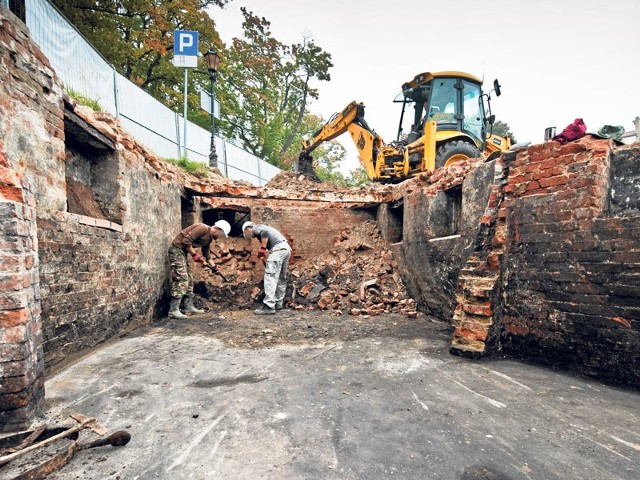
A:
242;221;254;238
213;220;231;237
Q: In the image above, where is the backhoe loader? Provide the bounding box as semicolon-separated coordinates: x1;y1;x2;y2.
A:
298;71;511;182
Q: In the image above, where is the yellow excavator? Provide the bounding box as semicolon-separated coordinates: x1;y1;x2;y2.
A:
298;71;511;182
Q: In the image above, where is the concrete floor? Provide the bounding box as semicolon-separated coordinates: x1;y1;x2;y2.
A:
30;311;640;479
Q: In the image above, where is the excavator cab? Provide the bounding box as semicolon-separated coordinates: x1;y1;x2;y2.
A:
394;72;492;168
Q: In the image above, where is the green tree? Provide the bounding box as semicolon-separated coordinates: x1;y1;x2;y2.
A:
491;120;517;144
345;167;371;187
216;8;332;169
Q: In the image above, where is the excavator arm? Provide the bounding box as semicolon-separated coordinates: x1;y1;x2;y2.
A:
298;100;441;182
297;101;388;180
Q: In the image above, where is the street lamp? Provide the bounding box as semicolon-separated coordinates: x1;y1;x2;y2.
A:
204;49;221;168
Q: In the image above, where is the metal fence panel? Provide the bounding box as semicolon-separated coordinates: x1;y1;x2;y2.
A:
24;0;280;186
116;73;181;153
26;0;117;115
259;161;282;186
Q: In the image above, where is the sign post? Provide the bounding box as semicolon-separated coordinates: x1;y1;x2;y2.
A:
172;30;199;159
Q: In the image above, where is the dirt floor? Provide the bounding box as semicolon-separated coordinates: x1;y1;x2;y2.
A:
165;308;437;350
4;308;639;480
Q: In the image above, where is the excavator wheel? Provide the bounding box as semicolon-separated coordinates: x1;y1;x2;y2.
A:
435;140;481;169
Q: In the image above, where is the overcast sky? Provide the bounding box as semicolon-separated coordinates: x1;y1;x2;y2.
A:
210;0;639;173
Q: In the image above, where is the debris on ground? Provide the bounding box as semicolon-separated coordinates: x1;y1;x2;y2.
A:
0;414;129;479
193;237;263;309
194;220;420;318
287;220;420;317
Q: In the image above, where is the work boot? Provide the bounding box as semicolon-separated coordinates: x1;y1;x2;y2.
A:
275;302;284;310
183;296;204;314
254;306;276;315
168;297;187;319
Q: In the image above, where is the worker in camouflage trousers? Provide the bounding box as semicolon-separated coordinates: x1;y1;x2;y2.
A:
242;222;291;315
168;220;231;319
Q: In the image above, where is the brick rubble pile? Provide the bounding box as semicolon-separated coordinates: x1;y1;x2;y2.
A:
287;221;419;317
195;221;419;317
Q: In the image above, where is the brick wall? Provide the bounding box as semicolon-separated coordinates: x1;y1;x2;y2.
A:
0;6;183;431
34;107;182;371
499;139;640;387
250;203;376;260
395;160;496;320
393;138;639;387
0;5;54;431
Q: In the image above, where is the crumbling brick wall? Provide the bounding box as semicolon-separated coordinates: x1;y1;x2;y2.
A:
393;160;497;320
249;204;376;260
498;139;640;387
34;109;182;372
0;5;54;431
0;6;183;431
393;138;639;388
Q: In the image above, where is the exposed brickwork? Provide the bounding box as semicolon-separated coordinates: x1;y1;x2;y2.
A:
2;0;639;435
0;199;43;431
389;137;640;388
396;159;496;320
249;204;376;260
449;158;509;355
0;6;181;430
0;6;52;431
498;140;640;387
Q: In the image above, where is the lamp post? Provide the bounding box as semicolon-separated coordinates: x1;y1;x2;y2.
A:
204;49;221;168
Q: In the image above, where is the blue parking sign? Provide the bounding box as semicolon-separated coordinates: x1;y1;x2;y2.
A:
174;30;198;56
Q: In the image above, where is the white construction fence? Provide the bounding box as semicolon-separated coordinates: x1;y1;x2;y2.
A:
24;0;280;186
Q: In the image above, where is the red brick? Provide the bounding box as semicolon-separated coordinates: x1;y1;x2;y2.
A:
0;389;30;410
462;303;493;317
1;325;28;343
0;308;31;329
453;326;488;342
539;175;568;188
524;180;541;192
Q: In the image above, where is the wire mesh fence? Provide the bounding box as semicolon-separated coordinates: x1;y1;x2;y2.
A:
24;0;280;186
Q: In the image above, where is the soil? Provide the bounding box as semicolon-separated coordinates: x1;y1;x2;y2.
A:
66;179;107;219
151;308;446;351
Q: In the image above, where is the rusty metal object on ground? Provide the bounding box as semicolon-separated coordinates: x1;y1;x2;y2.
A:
0;425;48;457
0;414;105;466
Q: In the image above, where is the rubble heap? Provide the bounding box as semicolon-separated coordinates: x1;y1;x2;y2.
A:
286;221;419;317
265;171;396;197
265;171;339;191
194;221;419;317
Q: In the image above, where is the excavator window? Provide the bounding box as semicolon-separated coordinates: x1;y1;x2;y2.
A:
461;81;484;144
428;78;459;127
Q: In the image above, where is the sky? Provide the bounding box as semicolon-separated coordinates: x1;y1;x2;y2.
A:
209;0;640;174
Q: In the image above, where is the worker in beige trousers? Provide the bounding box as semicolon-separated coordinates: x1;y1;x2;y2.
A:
242;222;291;315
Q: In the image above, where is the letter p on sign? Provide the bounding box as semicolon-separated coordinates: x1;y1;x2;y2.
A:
179;33;193;51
